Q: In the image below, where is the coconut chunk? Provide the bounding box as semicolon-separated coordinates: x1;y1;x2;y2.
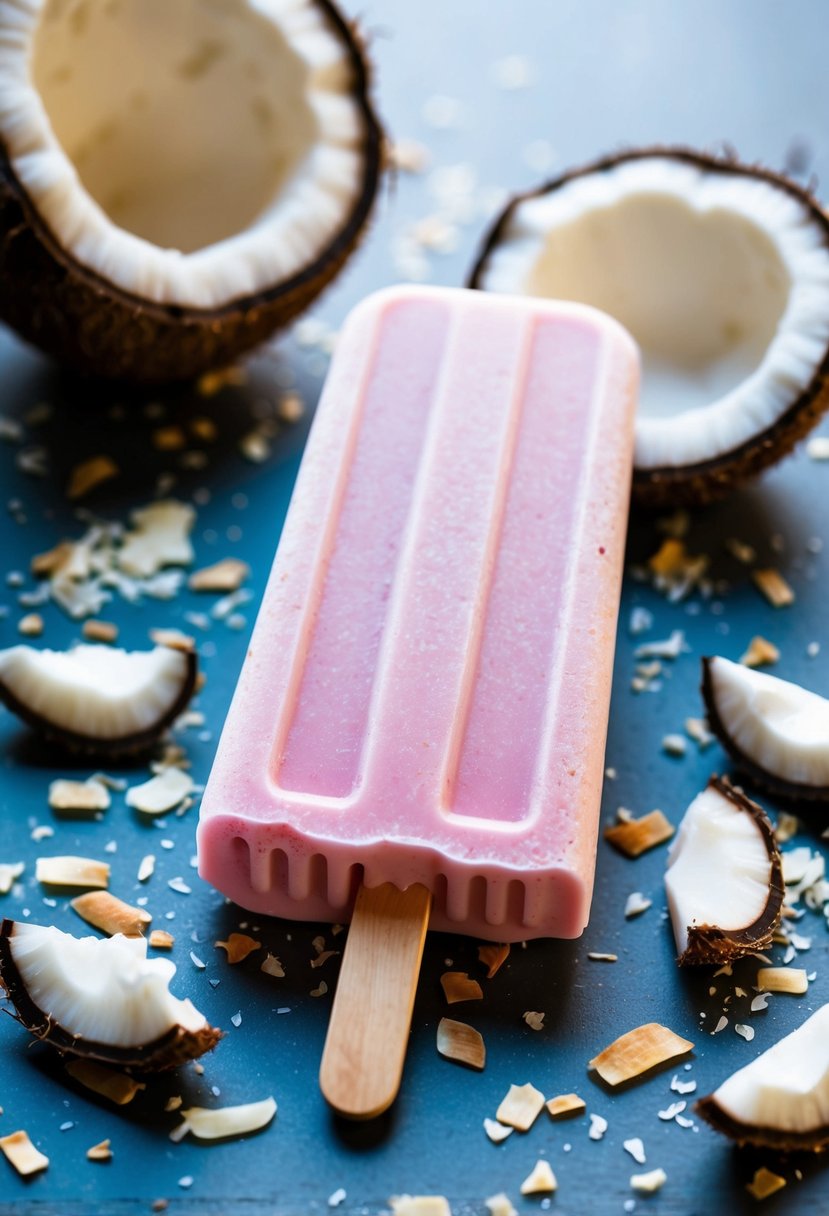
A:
436;1017;485;1070
702;656;829;798
440;971;483;1004
389;1199;451;1216
630;1168;667;1194
0;1130;49;1176
82;620;119;644
0;862;24;895
189;559;250;593
697;1003;829;1148
261;953;285;978
215;933;261;965
478;942;510;978
520;1160;557;1195
589;1023;693;1086
605;810;675;857
484;1195;516;1216
746;1168;786;1200
126;768;194;815
65;1060;146;1105
36;856;110;889
0;643;197;754
49;778;111;815
752;568;795;608
86;1139;113;1162
496;1083;545;1130
756;967;808;994
175;1097;276;1141
71;891;151;938
546;1093;586;1119
665;777;783;964
18;613;44;637
483;1118;513;1143
740;636;780;669
0;920;220;1070
119;502;195;578
150;930;175;950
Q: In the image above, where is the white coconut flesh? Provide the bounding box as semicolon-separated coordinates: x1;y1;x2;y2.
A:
8;923;206;1044
477;157;829;469
707;656;829;788
664;784;773;956
0;0;369;308
709;1003;829;1134
0;644;191;739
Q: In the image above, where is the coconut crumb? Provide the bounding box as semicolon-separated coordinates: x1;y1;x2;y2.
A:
746;1167;787;1200
605;810;675;857
478;942;510;978
86;1139;113;1162
589;1023;693;1086
65;1060;146;1105
149;929;174;950
495;1083;545;1131
775;813;800;844
523;1011;545;1031
197;366;247;397
588;1113;608;1141
18;612;44;636
484;1195;516;1216
149;628;195;653
440;971;483;1004
390;138;431;174
126;768;194;815
67;455;119;500
740;636;780;668
725;537;756;564
519;1160;557;1196
389;1198;451;1216
483;1117;513;1143
36;855;109;889
119;500;195;577
625;892;652;918
662;734;687;757
587;952;618;962
137;854;156;883
0;861;24;894
634;630;688;660
752;568;794;608
215;933;261;964
647;539;708;600
436;1017;485;1070
71;891;151;937
152;426;186;451
0;1130;49;1176
48;778;111;814
81;619;119;643
261;953;285;978
175;1096;276;1141
546;1093;586;1119
756;967;808;994
685;717;714;749
239;429;271;463
631;1168;666;1194
806;436;829;461
623;1137;646;1164
310;981;328;998
189;558;250;593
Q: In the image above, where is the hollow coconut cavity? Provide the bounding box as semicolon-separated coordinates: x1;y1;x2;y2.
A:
470;148;829;505
702;655;829;801
0;919;220;1070
697;1003;829;1150
664;776;783;965
0;643;197;754
0;0;382;380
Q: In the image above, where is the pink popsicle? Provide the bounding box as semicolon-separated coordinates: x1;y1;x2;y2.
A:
198;285;638;942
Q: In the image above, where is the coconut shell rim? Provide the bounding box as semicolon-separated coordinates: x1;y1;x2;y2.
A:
695;1092;829;1152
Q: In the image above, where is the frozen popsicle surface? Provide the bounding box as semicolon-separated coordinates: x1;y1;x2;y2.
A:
198;285;638;941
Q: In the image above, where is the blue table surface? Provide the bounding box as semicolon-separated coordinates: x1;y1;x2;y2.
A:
2;2;829;1213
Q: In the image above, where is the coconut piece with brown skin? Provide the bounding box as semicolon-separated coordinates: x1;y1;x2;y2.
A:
0;0;383;382
0;643;197;755
702;656;829;800
664;776;783;965
470;147;829;506
697;1003;829;1149
0;920;220;1071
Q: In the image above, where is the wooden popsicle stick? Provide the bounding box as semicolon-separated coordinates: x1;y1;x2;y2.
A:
319;882;432;1120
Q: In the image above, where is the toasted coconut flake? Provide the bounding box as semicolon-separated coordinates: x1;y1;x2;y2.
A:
149;629;195;653
127;768;194;816
436;1017;485;1070
18;612;44;636
746;1167;786;1200
0;1130;49;1176
752;568;794;608
261;953;285;978
589;1023;693;1086
740;636;780;668
625;892;652;918
605;810;675;857
36;855;109;889
520;1160;557;1196
546;1093;586;1119
215;933;261;965
82;620;119;643
756;967;808;994
484;1194;516;1216
631;1168;667;1194
189;559;250;593
86;1139;113;1162
478;942;510;978
152;426;186;451
523;1011;545;1030
483;1117;513;1143
0;862;24;894
48;778;111;814
66;1060;146;1105
389;1199;451;1216
440;971;483;1004
71;891;151;938
67;456;119;500
496;1083;545;1131
587;952;617;962
119;502;195;578
149;930;174;950
176;1096;276;1141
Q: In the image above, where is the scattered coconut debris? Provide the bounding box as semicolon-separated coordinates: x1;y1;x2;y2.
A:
478;942;510;978
189;558;250;593
628;606;653;635
65;1060;146;1105
0;1130;49;1176
67;455;119;500
86;1139;113;1162
775;813;800;845
18;612;44;636
0;862;24;894
261;953;285;978
197;365;247;397
605;810;675;857
658;1101;687;1121
150;930;174;950
725;537;756;564
647;539;709;601
436;1017;485;1070
328;1188;347;1209
48;777;111;814
523;1011;545;1030
623;1137;646;1164
71;891;151;937
625;892;652;918
685;717;714;749
746;1167;787;1200
740;636;780;668
36;855;110;889
484;1117;513;1144
589;1024;694;1086
662;734;687;757
173;1097;276;1141
756;967;808;994
546;1094;586;1119
168;877;192;895
750;993;770;1012
712;1017;729;1035
440;971;483;1004
519;1160;557;1196
138;855;156;883
588;1113;608;1141
310;981;328;998
634;630;688;660
484;1195;516;1216
119;501;195;578
126;769;194;815
752;568;794;608
671;1075;697;1095
735;1024;755;1042
389;1198;451;1216
82;620;119;643
588;952;617;963
149;628;195;652
389;138;431;174
152;425;186;452
630;1168;667;1194
215;933;261;964
496;1083;546;1131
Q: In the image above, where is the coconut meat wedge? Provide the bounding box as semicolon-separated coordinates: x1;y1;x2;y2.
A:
0;643;197;754
703;655;829;799
697;1003;829;1149
664;777;782;965
0;920;220;1070
470;149;829;504
0;0;381;380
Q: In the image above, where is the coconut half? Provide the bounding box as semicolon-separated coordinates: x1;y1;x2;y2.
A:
470;148;829;505
0;920;220;1070
0;0;382;381
664;777;783;965
702;655;829;800
0;643;197;754
697;1003;829;1150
